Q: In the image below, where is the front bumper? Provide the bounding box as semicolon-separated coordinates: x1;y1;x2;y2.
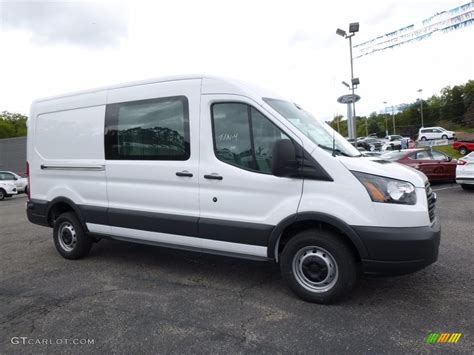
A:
354;218;441;275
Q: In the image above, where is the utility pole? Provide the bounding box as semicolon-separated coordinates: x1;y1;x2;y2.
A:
384;101;396;134
391;105;396;134
418;89;424;127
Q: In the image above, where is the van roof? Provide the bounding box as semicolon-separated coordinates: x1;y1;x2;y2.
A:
33;74;283;104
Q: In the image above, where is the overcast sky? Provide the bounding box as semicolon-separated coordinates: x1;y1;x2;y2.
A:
0;0;473;121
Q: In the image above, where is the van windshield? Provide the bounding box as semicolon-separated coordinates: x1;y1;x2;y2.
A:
263;98;361;157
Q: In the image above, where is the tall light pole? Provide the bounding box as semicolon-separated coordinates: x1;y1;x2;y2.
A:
336;23;361;139
383;101;396;134
391;105;395;134
417;88;424;128
383;102;389;136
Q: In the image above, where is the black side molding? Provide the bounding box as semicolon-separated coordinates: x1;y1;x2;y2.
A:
108;208;199;237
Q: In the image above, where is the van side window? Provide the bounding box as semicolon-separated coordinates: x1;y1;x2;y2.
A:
211;103;290;174
105;96;190;160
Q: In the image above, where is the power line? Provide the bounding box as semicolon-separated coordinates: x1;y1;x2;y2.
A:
354;2;474;59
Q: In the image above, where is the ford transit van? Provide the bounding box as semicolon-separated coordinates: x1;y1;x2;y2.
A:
26;75;440;303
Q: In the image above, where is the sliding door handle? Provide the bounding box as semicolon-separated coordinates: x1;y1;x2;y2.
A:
176;171;193;177
204;174;223;180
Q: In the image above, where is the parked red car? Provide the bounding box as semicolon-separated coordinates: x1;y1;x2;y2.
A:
381;149;457;182
453;141;474;155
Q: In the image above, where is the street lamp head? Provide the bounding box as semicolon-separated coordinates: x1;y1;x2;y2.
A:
351;77;360;86
417;88;423;93
383;101;387;104
349;22;359;33
341;81;350;88
336;28;346;37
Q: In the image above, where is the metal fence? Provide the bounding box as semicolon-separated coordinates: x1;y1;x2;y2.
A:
0;136;27;174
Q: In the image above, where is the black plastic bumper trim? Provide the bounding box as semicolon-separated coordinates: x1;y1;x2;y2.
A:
355;219;441;275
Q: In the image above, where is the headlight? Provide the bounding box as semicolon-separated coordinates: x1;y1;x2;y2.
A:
352;171;417;205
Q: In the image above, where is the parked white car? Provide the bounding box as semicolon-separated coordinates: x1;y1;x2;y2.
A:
456;152;474;190
381;135;412;151
26;75;441;304
417;127;455;141
0;181;18;200
0;171;28;193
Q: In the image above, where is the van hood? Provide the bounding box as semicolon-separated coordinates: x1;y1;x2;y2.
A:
337;156;428;188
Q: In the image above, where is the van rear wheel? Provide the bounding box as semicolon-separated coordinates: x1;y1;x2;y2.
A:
53;212;92;259
280;229;358;304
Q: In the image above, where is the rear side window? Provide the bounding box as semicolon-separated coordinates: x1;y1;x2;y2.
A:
0;172;14;180
211;102;290;174
431;151;447;161
415;151;432;160
105;96;190;160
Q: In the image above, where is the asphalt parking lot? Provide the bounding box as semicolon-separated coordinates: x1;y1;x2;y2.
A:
1;185;473;354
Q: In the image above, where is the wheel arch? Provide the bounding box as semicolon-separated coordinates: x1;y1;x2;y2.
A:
46;197;87;230
268;212;368;262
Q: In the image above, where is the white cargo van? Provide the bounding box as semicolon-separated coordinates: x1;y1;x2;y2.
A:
27;75;440;303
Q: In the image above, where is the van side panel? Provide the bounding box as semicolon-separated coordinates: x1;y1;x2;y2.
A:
103;79;201;236
35;106;105;160
28;91;108;213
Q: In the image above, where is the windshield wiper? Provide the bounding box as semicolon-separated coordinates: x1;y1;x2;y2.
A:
317;144;350;157
317;144;363;157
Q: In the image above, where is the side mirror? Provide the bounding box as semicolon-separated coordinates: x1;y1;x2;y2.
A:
447;156;452;162
272;139;297;177
13;176;18;180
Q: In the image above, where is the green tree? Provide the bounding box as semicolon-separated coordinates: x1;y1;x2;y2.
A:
0;111;28;138
440;85;464;124
463;80;474;127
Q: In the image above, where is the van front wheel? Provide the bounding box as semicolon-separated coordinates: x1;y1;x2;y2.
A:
280;229;358;304
53;212;92;259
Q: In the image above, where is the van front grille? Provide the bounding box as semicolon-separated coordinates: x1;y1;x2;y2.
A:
425;181;436;222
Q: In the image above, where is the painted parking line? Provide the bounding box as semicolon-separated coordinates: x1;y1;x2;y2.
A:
432;185;459;191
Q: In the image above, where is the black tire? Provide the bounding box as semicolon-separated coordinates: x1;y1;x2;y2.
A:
280;229;358;304
53;212;92;259
420;136;427;141
24;186;28;195
461;184;474;191
458;147;468;155
0;189;5;200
